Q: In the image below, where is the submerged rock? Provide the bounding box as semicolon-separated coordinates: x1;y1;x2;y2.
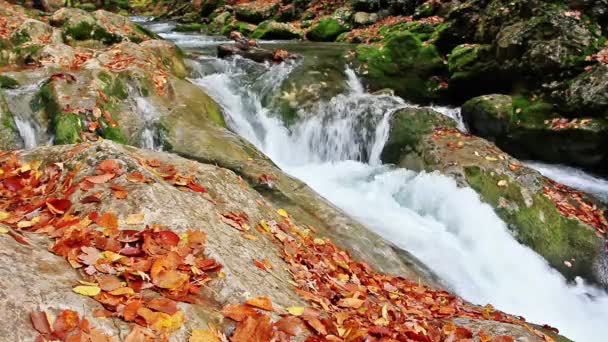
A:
382;107;608;288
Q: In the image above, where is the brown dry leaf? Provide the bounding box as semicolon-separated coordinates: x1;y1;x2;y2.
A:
221;304;260;322
338;297;364;309
127;171;149;183
190;329;221;342
96;275;123;292
230;315;273;342
274;316;304;336
153;269;189;290
85;173;115;184
491;337;515;342
113;190;128;199
245;296;273;311
147;298;178;315
30;311;52;335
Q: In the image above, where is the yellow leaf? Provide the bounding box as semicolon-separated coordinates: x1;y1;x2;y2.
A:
153;311;185;332
485;156;498;161
102;251;123;262
313;238;325;245
125;213;145;225
0;211;9;220
286;306;305;316
277;209;289;218
190;329;220;342
242;233;258;241
0;226;8;234
17;220;33;228
259;220;271;232
73;285;101;296
110;287;135;296
497;180;508;187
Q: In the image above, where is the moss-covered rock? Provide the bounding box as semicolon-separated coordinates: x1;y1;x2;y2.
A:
567;64;608;117
381;106;608;287
251;20;304;40
463;94;608;175
0;90;23;150
356;31;447;102
447;44;504;99
381;107;457;164
0;75;19;89
306;17;350;42
234;2;279;24
175;22;204;32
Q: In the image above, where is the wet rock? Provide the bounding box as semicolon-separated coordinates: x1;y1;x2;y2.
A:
447;44;504;99
234;1;279;24
463;94;608;175
381;107;608;288
217;44;296;64
353;11;379;27
0;90;23;149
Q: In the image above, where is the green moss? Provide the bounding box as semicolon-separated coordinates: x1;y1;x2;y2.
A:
134;23;161;40
101;124;127;143
0;75;19;89
99;73;129;100
306;17;349;42
381;108;456;163
54;113;83;144
511;95;554;125
11;30;31;46
252;21;302;40
65;22;122;45
356;32;446;101
465;166;601;281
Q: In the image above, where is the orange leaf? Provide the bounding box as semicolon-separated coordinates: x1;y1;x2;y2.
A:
52;310;80;339
491;337;515;342
230;315;273;342
30;311;52;335
127;171;149;183
221;304;260;322
245;297;273;311
85;173;115;184
96;212;118;230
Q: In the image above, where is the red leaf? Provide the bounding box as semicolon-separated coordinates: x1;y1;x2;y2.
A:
85;173;115;184
30;311;52;335
187;181;206;193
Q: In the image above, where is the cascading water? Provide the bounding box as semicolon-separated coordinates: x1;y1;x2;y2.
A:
526;161;608;203
4;82;49;148
134;92;162;151
145;25;608;341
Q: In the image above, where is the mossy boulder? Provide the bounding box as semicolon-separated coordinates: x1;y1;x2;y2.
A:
0;90;23;150
380;106;608;287
463;94;608;175
494;12;598;79
355;31;447;102
49;8;150;45
447;44;504;99
0;75;19;89
306;17;350;42
234;2;279;24
381;107;457;165
175;22;204;32
251;20;304;40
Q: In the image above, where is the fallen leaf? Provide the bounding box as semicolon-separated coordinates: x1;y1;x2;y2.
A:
85;173;115;184
73;285;101;296
246;297;273;311
497;180;508;187
221;304;260;322
190;329;220;342
277;209;289;218
30;311;52;335
286;306;305;316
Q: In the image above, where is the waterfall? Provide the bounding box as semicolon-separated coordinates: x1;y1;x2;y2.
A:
186;50;608;342
134;94;162;151
4;82;50;148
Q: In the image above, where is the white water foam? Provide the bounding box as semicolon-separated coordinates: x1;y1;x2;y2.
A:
183;36;608;341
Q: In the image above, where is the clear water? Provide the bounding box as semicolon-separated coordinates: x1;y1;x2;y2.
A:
172;31;608;340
